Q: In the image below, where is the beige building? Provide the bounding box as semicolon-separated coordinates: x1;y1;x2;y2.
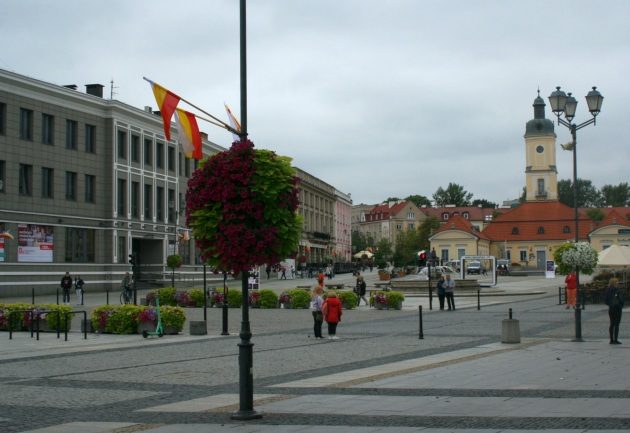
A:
355;200;426;248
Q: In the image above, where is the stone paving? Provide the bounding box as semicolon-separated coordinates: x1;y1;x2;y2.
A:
1;272;629;432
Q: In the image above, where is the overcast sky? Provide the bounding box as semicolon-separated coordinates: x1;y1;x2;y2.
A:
2;1;628;206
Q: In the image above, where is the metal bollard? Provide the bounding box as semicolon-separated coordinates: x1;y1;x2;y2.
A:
509;308;513;319
574;304;583;342
418;305;423;339
57;288;60;305
106;288;109;305
477;289;480;310
428;287;433;310
32;287;35;305
558;287;563;305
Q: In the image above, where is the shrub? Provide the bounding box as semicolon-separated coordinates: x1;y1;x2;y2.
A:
103;305;140;334
157;287;177;306
90;304;185;334
386;291;405;308
227;288;243;308
0;303;73;331
248;290;261;307
160;306;186;331
188;288;206;307
288;289;310;309
258;289;278;308
337;291;357;310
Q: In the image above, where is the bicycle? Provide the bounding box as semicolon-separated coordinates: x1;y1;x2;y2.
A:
120;286;133;304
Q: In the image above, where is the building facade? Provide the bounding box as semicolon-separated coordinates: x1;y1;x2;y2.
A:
333;189;352;263
354;200;426;248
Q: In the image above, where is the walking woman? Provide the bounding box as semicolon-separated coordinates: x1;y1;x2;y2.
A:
605;277;624;344
322;290;342;339
310;277;325;339
565;271;577;309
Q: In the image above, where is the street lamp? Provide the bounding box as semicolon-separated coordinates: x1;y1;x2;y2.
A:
548;86;604;342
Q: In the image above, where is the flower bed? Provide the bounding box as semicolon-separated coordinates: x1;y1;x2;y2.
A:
0;303;73;332
90;304;185;335
370;291;405;310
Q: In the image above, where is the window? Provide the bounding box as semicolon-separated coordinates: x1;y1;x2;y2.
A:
519;250;527;261
19;164;33;196
537;226;545;234
144;184;153;219
442;213;449;221
457;248;466;259
537;178;545;194
168;188;175;221
563;225;571;234
179;192;184;215
65;171;77;200
179;152;183;174
117;236;126;264
396;224;402;230
511;227;519;235
131;181;140;218
407;211;415;219
117;130;127;159
85;174;95;203
42;114;54;145
85;124;96;153
156;142;164;168
168;146;175;172
131;135;140;162
463;212;469;220
408;223;414;230
41;167;54;198
20;108;33;140
441;249;449;261
156;186;164;221
144;138;152;166
185;157;191;177
66;120;78;150
0;102;6;135
65;228;95;262
0;160;5;192
117;179;126;215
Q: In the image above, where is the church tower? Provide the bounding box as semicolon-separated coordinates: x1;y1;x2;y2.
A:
524;91;558;201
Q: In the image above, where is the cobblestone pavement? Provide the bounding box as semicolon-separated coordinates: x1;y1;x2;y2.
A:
1;273;629;432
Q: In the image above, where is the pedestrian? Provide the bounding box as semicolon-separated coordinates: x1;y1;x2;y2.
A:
444;273;456;310
60;271;73;305
436;274;446;310
265;264;271;280
74;275;85;305
355;274;368;306
120;272;133;303
290;264;295;279
280;266;287;280
322;290;342;339
564;271;577;309
605;277;624;344
310;277;325;339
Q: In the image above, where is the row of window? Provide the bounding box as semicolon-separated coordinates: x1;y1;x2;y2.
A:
16;107;97;152
116;129;196;177
0;160;95;202
510;226;571;235
115;178;182;222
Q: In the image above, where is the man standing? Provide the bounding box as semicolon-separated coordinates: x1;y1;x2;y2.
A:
444;274;456;311
60;271;73;305
74;275;85;305
605;277;624;344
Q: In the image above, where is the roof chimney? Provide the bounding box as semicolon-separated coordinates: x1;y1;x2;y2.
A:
200;131;208;140
64;84;78;90
144;106;153;113
85;84;104;98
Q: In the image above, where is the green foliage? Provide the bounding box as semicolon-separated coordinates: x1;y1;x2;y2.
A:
227;288;243;308
287;289;310;309
337;291;357;310
160;306;186;330
386;291;405;308
393;228;422;266
472;198;497;208
557;178;604;208
432;183;473;207
352;230;367;254
0;303;73;331
103;305;139;334
258;289;278;309
166;254;183;269
157;287;177;306
188;288;206;307
586;208;605;222
405;194;432;208
554;242;598;275
601;182;630;207
374;238;393;265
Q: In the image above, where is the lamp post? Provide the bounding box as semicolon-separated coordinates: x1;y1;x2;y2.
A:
548;86;604;342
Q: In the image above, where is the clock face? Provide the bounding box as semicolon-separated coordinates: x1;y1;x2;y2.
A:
536;145;544;154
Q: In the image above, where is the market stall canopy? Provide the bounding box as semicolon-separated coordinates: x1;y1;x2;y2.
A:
354;250;374;259
597;245;630;267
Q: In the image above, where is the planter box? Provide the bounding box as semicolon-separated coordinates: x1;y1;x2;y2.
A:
378;273;391;281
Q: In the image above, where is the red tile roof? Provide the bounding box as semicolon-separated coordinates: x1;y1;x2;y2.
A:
433;215;490;240
366;201;410;221
421;206;499;222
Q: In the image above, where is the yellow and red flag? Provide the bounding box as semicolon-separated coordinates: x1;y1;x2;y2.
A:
224;103;241;142
147;79;180;140
174;108;202;160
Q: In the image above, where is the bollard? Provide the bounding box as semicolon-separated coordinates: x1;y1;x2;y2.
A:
106;288;109;305
573;304;583;342
428;287;433;310
502;308;520;343
477;289;480;310
558;287;563;305
418;305;423;339
57;288;60;305
32;287;35;305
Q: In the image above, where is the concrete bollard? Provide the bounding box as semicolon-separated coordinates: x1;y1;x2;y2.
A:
501;308;520;344
189;320;207;335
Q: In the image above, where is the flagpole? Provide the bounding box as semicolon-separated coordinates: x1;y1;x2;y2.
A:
142;76;240;136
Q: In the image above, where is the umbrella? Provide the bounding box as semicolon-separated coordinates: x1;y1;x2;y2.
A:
417;250;426;257
354;250;373;259
0;231;14;240
597;245;630;268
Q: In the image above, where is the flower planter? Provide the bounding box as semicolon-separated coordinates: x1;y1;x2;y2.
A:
281;302;292;309
378;273;390;281
374;303;387;310
137;322;156;334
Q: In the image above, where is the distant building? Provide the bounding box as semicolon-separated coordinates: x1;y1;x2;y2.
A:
353;200;426;248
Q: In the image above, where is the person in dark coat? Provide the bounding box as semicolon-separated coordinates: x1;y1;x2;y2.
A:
60;271;73;305
355;274;368;306
436;275;446;310
605;277;624;344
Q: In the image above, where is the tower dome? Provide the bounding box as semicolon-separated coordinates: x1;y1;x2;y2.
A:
525;91;555;136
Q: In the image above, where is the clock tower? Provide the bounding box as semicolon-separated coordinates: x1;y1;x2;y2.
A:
524;91;558;201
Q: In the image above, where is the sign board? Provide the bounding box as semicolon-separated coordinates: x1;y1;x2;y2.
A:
18;224;54;263
545;260;556;279
460;255;497;286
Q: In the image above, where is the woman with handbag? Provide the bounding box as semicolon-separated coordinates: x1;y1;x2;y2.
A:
310;276;325;339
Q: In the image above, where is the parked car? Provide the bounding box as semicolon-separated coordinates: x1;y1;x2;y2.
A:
466;261;484;274
417;265;457;279
447;259;461;271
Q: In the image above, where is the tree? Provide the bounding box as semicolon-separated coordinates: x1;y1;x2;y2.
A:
557;178;604;208
553;242;598;275
351;230;366;253
374;238;393;267
601;182;630;207
166;254;183;288
586;208;605;222
432;183;473;207
417;217;441;251
405;194;432;208
392;228;422;267
472;198;498;208
384;196;400;202
519;187;526;203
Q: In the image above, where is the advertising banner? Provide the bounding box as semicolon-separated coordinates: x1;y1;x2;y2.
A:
545;260;556;279
18;224;54;262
